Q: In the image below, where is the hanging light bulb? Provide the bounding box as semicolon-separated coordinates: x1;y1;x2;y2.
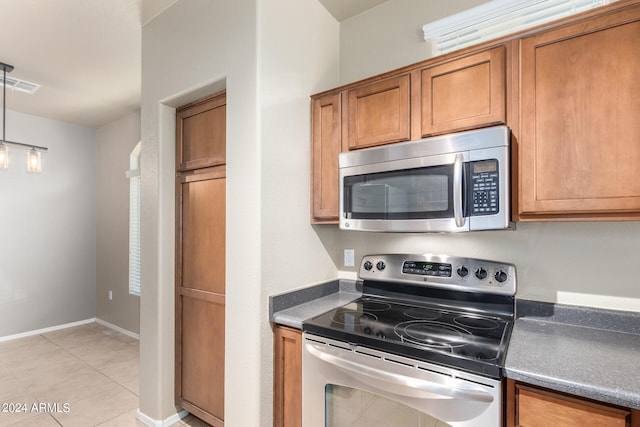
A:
0;143;8;170
26;148;41;173
0;60;48;173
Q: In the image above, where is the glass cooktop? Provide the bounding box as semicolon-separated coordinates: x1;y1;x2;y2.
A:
303;295;513;378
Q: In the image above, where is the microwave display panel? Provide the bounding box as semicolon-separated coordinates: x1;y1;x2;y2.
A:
470;159;500;216
343;165;454;220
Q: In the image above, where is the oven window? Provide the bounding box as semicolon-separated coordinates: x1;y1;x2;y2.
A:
343;165;453;220
325;384;452;427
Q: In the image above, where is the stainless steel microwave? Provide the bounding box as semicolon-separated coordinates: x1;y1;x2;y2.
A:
339;126;511;232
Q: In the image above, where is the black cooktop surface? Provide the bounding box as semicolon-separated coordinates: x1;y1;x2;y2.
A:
303;295;513;378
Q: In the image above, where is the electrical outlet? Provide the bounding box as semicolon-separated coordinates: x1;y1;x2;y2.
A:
344;249;355;267
108;290;113;301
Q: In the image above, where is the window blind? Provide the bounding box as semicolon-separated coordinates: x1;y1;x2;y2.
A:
422;0;616;56
127;142;142;296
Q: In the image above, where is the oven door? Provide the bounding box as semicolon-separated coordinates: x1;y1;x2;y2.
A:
302;334;501;427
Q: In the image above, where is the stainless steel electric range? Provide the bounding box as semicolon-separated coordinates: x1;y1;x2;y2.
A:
302;254;516;427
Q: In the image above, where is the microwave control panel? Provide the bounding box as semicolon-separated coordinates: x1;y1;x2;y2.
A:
470;159;499;216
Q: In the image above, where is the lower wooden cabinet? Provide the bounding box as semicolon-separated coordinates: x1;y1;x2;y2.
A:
506;379;640;427
273;325;302;427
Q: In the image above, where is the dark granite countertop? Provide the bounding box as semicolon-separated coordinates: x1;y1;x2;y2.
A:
505;300;640;410
269;279;361;329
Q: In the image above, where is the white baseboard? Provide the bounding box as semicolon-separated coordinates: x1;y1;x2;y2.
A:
0;318;96;342
95;318;140;340
136;409;189;427
0;317;140;343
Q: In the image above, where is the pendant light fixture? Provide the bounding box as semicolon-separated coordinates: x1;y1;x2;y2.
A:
0;61;48;173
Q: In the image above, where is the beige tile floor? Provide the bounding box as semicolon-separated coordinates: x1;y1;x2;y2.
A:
0;322;208;427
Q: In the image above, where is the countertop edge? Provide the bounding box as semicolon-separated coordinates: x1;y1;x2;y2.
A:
507;300;640;411
269;279;362;329
505;367;640;410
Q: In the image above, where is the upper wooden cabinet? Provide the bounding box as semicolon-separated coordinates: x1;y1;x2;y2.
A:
517;3;640;220
177;92;226;171
311;92;342;223
345;74;411;149
421;46;506;136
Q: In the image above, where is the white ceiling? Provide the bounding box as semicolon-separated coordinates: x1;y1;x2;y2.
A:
0;0;381;129
0;0;176;129
319;0;390;21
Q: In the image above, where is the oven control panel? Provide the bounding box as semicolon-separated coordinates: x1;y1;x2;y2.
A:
360;254;516;296
401;261;452;277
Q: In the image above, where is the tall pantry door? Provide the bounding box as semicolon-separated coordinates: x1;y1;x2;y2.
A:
175;92;226;427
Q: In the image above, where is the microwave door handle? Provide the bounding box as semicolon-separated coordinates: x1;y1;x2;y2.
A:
453;153;465;228
306;343;493;403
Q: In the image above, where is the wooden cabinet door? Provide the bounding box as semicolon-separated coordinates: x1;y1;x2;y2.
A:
176;92;226;427
176;169;226;427
273;325;302;427
346;74;411;149
421;46;505;136
518;5;640;219
176;92;226;171
506;380;634;427
311;92;341;223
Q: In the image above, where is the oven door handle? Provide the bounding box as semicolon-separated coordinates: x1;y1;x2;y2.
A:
306;343;493;403
453;153;465;228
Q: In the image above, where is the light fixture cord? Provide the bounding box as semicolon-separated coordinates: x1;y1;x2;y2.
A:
2;66;5;142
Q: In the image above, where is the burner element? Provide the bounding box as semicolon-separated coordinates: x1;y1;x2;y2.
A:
404;308;441;320
394;321;472;349
361;301;391;312
330;311;378;327
454;315;499;330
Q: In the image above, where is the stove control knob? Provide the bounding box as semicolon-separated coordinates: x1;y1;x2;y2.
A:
475;268;488;280
495;270;508;283
376;261;386;271
363;261;373;271
456;266;469;277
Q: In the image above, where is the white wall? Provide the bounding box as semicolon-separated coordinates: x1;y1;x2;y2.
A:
96;111;141;334
140;0;340;424
0;110;96;337
260;0;340;422
334;0;640;311
141;0;259;423
333;222;640;311
339;0;491;83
